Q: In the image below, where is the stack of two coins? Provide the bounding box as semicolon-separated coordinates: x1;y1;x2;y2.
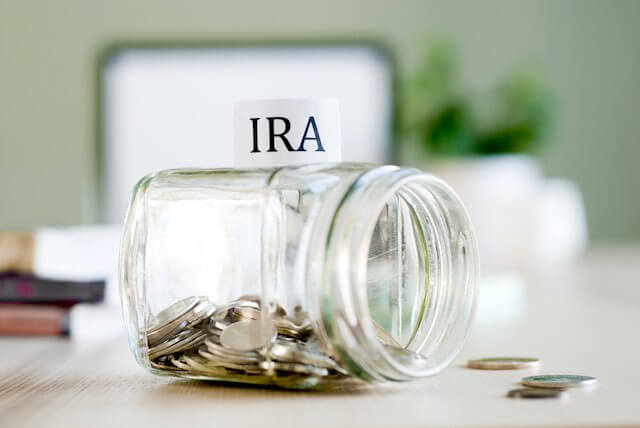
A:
467;357;596;399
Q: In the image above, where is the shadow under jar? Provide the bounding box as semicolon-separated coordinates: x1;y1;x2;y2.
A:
120;163;478;389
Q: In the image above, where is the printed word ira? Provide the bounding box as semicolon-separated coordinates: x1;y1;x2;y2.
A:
250;116;326;153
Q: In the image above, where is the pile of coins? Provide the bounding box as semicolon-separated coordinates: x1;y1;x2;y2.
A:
145;295;347;388
467;357;597;399
146;296;599;394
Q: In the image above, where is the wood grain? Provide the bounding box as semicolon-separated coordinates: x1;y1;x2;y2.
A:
1;247;639;427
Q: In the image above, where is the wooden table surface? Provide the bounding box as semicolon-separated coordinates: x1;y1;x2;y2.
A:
1;246;639;427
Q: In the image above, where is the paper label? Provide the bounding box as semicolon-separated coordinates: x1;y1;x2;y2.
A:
233;98;341;168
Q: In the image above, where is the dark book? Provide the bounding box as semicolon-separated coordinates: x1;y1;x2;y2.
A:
0;304;70;336
0;273;105;306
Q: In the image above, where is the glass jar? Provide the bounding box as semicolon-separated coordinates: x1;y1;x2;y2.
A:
120;162;478;388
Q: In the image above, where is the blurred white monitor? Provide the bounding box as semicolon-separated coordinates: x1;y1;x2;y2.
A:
100;43;394;222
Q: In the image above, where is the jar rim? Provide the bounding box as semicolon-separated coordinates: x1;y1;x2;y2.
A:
316;166;479;381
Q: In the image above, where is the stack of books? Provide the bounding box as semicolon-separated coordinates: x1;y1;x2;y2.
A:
0;273;105;336
0;231;106;336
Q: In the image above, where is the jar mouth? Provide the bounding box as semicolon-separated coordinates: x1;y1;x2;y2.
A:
317;166;478;382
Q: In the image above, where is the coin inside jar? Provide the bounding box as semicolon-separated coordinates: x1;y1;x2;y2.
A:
148;296;200;329
204;337;262;362
198;348;264;373
186;299;216;328
220;318;277;351
148;329;206;359
230;305;261;321
260;360;329;377
143;294;350;388
467;357;541;370
273;317;312;338
265;341;343;372
212;299;260;322
146;296;201;345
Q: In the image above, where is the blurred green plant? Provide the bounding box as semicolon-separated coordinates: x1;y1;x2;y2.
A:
400;39;553;156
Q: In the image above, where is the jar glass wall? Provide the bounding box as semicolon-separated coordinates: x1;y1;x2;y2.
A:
120;163;478;388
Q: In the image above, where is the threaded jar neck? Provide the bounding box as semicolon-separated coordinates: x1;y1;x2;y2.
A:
310;166;479;382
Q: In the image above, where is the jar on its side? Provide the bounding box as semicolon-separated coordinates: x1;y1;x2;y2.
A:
120;163;478;388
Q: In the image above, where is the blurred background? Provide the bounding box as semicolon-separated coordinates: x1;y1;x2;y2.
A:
1;0;639;245
1;0;639;311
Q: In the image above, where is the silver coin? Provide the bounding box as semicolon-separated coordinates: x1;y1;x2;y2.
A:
234;294;261;305
220;319;277;352
185;299;216;328
198;348;264;373
213;299;260;321
274;318;312;338
150;301;212;347
149;334;203;360
266;342;345;373
207;327;224;339
290;316;312;331
232;295;286;316
204;337;262;362
148;296;199;331
260;360;329;377
150;359;185;372
146;296;201;345
276;335;309;346
148;297;214;347
467;357;541;370
168;354;192;371
182;354;231;376
147;296;213;346
508;388;567;399
149;328;197;356
148;329;206;360
168;330;207;354
231;306;262;321
208;319;230;334
147;319;189;348
521;374;597;389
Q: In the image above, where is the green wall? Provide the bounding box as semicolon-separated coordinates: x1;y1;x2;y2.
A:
1;0;639;241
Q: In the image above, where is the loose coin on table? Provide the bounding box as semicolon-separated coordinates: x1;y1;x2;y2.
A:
507;388;567;399
467;357;541;370
521;374;597;389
